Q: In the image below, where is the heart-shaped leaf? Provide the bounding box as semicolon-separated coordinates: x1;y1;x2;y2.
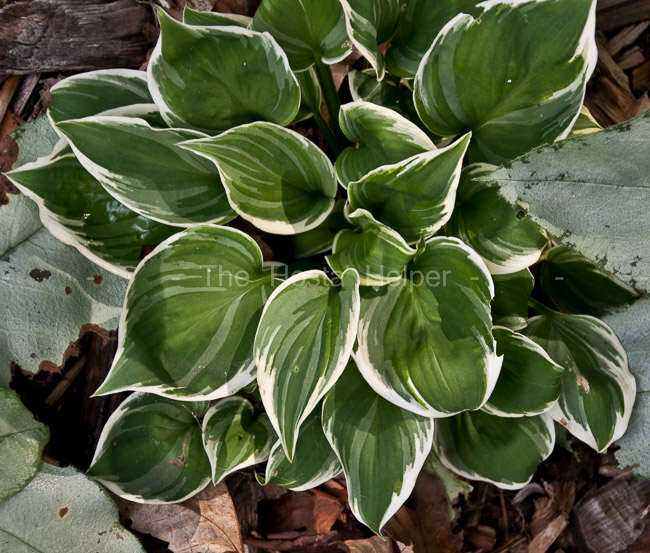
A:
88;393;211;503
148;11;300;132
94;225;281;400
491;270;535;331
252;0;351;70
356;236;501;416
183;6;251;27
322;364;434;535
336;101;435;188
348;133;469;243
55;116;234;227
255;268;360;459
181;122;337;235
414;0;597;164
434;411;555;489
201;397;275;484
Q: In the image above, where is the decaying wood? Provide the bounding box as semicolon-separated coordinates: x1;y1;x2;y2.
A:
0;0;155;74
618;46;646;70
597;0;650;31
605;21;650;57
0;75;21;124
632;60;650;92
597;34;632;92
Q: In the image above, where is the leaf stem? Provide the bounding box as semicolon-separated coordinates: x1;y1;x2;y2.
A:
312;108;342;157
313;58;347;154
527;297;557;317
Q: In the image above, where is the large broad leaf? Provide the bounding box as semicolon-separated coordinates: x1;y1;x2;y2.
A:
385;0;482;79
483;327;563;417
252;0;351;71
201;397;275;484
95;226;280;400
55;116;233;227
322;364;434;535
491;270;534;331
255;269;359;459
0;464;145;552
447;164;548;275
355;236;501;417
524;311;636;452
434;411;555;489
260;406;342;491
291;199;349;259
348;134;470;243
336;101;435;188
181;122;337;235
0;390;49;503
414;0;597;164
88;393;211;503
183;6;251;27
148;11;300;132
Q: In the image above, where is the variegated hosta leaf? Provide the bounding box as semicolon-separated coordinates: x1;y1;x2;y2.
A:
88;393;211;503
183;6;251;26
181;122;337;235
483;327;563;417
148;11;300;132
447;164;548;274
327;208;416;286
541;246;640;316
434;410;555;489
255;269;360;459
570;105;602;136
201;397;275;484
48;69;152;125
294;67;323;123
340;0;400;80
6;146;176;278
347;134;470;243
524;311;636;452
414;0;597;164
356;237;501;417
385;0;482;79
322;364;434;535
55;116;234;227
95;226;281;400
252;0;351;70
291;199;348;259
335;101;435;188
260;407;342;491
491;270;535;331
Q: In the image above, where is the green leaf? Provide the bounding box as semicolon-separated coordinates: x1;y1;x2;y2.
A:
148;11;300;132
88;393;210;503
386;0;482;79
348;134;470;243
447;164;548;274
336;101;435;188
55;116;234;227
181;122;337;235
0;464;145;552
48;69;152;124
524;310;636;452
260;406;342;491
424;451;471;505
541;246;640;316
0;390;49;503
95;226;280;399
252;0;351;71
491;270;535;331
255;268;359;459
201;397;275;484
327;207;416;286
340;0;400;80
291;199;349;259
355;236;501;417
294;67;324;123
414;0;597;164
183;6;251;27
434;411;555;489
484;327;563;417
322;364;434;535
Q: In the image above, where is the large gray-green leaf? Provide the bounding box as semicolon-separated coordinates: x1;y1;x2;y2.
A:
88;393;210;503
356;237;501;417
252;0;351;70
0;390;49;503
148;11;300;132
0;464;144;552
322;364;434;535
94;226;280;400
181;122;337;235
255;269;359;459
491;270;534;331
414;0;597;164
348;134;470;243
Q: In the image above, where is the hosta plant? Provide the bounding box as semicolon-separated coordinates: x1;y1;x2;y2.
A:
5;0;646;535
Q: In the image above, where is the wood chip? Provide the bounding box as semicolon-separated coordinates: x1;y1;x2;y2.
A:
632;60;650;92
597;35;631;92
617;46;646;71
528;514;569;553
597;0;650;32
0;75;21;125
585;76;638;126
606;21;650;57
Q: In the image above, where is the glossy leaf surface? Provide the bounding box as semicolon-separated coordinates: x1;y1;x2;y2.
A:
183;6;251;26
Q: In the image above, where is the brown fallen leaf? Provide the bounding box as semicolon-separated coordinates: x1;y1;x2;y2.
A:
338;535;414;553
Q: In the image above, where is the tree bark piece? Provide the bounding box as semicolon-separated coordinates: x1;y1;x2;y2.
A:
597;0;650;32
